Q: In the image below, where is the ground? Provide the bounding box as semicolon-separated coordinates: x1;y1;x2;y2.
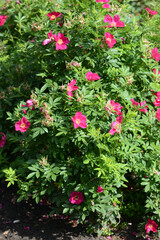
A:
0;182;154;240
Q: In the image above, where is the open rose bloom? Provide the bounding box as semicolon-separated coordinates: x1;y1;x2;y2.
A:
72;112;87;129
104;15;125;28
146;8;158;15
105;100;123;115
86;71;101;81
67;79;78;99
109;115;123;135
131;99;148;113
15;117;31;132
0;15;7;26
0;132;6;148
105;32;116;48
53;33;69;50
47;11;61;20
145;219;158;233
69;191;84;204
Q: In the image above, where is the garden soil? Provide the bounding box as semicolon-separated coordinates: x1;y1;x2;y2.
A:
0;183;152;240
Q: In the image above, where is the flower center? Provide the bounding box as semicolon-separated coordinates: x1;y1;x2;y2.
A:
57;39;63;45
51;15;56;20
67;86;72;91
20;123;26;128
75;119;81;125
148;224;153;229
106;38;111;42
111;22;116;27
74;195;79;200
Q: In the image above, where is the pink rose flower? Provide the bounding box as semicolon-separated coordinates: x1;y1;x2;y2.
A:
105;32;116;48
86;71;101;81
153;97;160;107
109;115;123;135
72;112;87;129
96;0;109;2
26;99;33;107
145;219;158;233
53;33;69;50
97;186;103;193
69;191;84;204
67;79;79;99
104;15;125;28
43;30;55;46
47;11;61;20
156;109;160;121
105;100;123;115
0;132;6;148
0;15;7;26
15;117;31;132
152;47;160;62
146;8;158;15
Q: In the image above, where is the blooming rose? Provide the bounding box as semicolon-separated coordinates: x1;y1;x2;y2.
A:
72;112;87;129
0;15;7;26
96;0;109;2
105;32;116;48
103;3;110;8
146;8;158;15
97;186;103;193
145;219;158;233
104;15;125;28
109;115;123;135
86;71;101;81
47;11;61;20
0;132;6;148
43;30;55;45
156;109;160;121
152;47;160;62
69;191;84;204
53;33;69;50
15;117;31;132
67;79;78;99
153;97;160;107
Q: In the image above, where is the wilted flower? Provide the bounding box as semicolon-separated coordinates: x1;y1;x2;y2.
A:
97;186;103;193
0;133;6;148
67;79;79;99
43;30;55;45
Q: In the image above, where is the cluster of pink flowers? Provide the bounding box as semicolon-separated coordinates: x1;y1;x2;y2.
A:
131;99;148;113
0;132;6;148
43;31;69;50
95;0;110;9
0;15;7;26
104;15;125;28
15;117;31;133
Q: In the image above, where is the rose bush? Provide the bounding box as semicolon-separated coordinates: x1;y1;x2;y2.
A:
1;0;160;237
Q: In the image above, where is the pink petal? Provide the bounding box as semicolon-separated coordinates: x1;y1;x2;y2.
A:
43;39;51;45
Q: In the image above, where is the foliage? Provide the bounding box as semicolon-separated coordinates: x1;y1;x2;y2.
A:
0;0;160;237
